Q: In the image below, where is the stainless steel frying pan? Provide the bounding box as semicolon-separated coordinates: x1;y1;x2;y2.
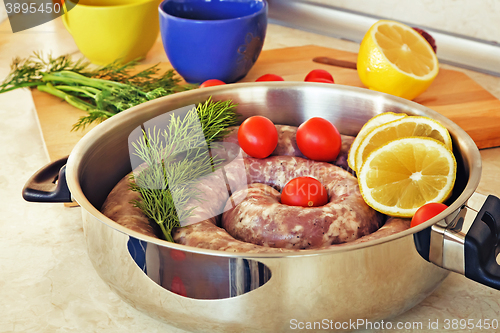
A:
23;83;500;332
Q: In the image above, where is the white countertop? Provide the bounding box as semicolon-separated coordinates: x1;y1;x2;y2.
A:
1;17;500;333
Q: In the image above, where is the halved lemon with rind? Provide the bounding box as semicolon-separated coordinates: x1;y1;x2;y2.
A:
354;116;452;173
357;137;456;217
348;112;407;172
357;20;439;100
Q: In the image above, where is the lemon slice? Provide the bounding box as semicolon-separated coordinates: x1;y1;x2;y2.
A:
348;112;407;172
357;20;439;100
358;137;456;217
355;116;452;172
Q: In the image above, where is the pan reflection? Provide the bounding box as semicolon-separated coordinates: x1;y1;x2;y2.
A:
127;237;272;299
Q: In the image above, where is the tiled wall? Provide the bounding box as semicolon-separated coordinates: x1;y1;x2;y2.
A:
309;0;500;43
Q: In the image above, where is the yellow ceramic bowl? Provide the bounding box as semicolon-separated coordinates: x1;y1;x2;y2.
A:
63;0;162;65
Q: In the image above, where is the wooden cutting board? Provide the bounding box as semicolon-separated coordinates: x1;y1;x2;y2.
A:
32;45;500;161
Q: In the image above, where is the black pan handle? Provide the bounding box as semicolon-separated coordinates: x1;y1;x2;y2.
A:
464;195;500;289
414;193;500;290
22;156;72;203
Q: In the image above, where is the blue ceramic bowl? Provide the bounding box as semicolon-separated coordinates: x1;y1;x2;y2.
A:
159;0;267;84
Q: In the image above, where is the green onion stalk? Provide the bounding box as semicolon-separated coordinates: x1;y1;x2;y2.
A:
0;52;196;130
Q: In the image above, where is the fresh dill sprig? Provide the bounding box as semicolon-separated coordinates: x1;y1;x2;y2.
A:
71;110;116;130
198;97;240;142
129;147;216;242
129;98;239;241
0;52;196;130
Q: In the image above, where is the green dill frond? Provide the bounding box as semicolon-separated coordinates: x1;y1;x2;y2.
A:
197;97;240;142
128;98;239;241
72;110;116;131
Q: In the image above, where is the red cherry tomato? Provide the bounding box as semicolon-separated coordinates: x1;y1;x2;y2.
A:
199;79;226;88
304;69;334;83
281;177;328;207
171;276;187;297
238;116;278;158
306;77;335;83
296;117;342;162
255;74;285;82
411;202;448;228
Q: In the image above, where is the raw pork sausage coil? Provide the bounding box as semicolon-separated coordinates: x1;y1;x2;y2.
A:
101;125;410;253
220;156;382;249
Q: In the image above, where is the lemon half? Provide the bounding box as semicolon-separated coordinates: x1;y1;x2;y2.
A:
357;137;456;217
357;20;439;100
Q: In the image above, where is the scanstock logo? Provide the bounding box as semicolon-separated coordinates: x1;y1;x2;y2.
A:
4;0;79;33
